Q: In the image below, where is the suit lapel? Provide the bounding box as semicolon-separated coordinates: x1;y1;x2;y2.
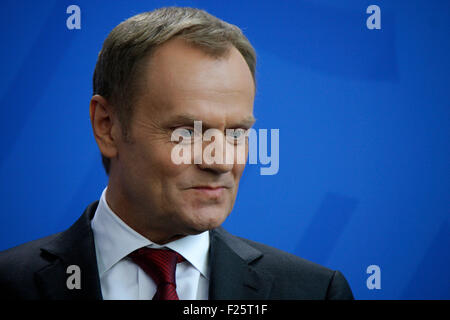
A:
35;201;103;300
33;202;273;300
208;227;273;299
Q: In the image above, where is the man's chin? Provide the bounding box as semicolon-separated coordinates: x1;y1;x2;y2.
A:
183;209;229;233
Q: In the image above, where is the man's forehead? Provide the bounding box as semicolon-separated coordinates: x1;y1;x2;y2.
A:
165;113;256;128
133;37;255;127
143;38;255;97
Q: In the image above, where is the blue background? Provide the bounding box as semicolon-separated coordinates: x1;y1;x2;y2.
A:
0;0;448;299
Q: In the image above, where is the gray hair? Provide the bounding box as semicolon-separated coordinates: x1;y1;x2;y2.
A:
92;7;257;174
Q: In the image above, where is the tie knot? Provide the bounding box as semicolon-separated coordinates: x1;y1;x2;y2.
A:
129;247;185;286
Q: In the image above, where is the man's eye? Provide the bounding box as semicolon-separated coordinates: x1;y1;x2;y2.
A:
227;129;247;143
171;127;196;144
179;128;195;138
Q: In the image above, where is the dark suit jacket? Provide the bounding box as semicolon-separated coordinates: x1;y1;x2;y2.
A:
0;201;354;300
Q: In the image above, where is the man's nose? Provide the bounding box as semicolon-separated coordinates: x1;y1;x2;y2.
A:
197;158;234;174
196;130;234;174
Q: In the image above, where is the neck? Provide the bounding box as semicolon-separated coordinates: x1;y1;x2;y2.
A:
104;182;186;245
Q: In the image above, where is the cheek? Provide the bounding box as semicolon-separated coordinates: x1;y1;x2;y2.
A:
149;144;193;194
233;163;246;181
136;141;181;175
123;141;186;198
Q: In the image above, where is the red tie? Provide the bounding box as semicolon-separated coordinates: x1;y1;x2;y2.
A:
129;247;185;300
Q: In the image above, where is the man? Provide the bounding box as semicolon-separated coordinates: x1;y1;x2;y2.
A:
0;7;353;300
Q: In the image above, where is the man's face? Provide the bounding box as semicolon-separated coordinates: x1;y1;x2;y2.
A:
111;38;255;242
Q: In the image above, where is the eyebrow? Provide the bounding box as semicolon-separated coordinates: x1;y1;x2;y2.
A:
167;113;257;128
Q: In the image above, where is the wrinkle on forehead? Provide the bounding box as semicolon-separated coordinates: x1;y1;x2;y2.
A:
134;37;255;125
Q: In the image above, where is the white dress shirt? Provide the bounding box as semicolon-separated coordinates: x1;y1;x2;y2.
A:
91;187;210;300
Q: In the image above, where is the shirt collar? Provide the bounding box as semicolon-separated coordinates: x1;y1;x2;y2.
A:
91;187;210;279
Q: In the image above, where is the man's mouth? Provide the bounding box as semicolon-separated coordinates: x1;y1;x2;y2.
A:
190;186;227;197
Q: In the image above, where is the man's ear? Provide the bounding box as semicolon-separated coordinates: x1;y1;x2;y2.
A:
89;95;119;160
